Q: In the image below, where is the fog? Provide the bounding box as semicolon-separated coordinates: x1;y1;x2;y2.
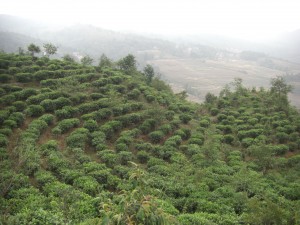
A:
1;0;300;41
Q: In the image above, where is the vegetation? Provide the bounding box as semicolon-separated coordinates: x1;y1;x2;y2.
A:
0;50;299;224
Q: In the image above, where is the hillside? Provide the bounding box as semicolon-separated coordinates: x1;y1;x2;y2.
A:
0;51;300;224
2;15;300;109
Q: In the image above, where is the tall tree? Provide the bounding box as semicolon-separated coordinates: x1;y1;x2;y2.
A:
270;76;292;98
98;54;113;70
118;54;137;74
143;64;155;84
62;54;75;63
81;55;93;66
270;76;293;109
43;43;57;57
27;43;40;57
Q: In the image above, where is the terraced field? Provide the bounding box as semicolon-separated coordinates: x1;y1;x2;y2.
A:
0;52;299;224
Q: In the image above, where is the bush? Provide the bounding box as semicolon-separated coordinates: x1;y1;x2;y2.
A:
3;119;17;129
83;119;98;132
40;99;55;112
223;134;235;144
179;114;192;124
115;143;129;152
25;105;45;117
66;128;89;148
16;73;33;82
55;106;78;120
40;140;59;156
118;151;133;165
0;74;11;83
91;131;106;147
73;176;100;196
0;135;8;147
127;88;141;100
149;131;164;143
137;150;150;163
53;118;80;134
0;128;12;136
12;101;27;111
39;114;54;125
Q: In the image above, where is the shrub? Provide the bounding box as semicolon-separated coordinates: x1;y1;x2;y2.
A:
12;101;27;111
0;128;12;136
271;144;289;155
137;150;150;164
53;118;80;134
8;67;20;75
149;131;164;143
53;97;72;109
40;99;55;112
115;143;129;152
0;74;11;83
66;128;89;148
55;106;78;120
199;119;210;128
3;119;17;129
100;124;114;140
83;119;98;132
40;140;59;156
97;150;117;167
39;114;54;125
73;176;100;196
179;114;192;124
118;151;133;165
9;112;25;125
16;73;33;82
127;88;141;100
35;170;57;188
0;135;8;147
91;131;106;147
223;134;235;144
25;105;45;117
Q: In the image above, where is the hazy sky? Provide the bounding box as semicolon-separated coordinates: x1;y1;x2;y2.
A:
1;0;300;40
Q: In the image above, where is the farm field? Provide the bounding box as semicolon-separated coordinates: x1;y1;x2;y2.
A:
151;58;300;107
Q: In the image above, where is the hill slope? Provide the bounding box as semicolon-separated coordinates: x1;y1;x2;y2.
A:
0;52;299;224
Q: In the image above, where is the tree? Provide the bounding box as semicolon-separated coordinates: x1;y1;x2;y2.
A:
144;64;155;84
118;54;137;74
27;43;41;57
43;43;57;57
81;55;93;66
270;76;292;98
62;54;75;63
98;54;113;70
270;76;293;109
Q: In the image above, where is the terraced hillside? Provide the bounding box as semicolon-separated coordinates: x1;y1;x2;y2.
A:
0;52;299;224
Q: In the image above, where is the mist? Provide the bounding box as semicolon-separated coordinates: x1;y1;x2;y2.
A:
1;0;300;107
1;0;300;41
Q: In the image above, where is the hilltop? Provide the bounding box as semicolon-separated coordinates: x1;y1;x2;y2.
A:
0;50;299;224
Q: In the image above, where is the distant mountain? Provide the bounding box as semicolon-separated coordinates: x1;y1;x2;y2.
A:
0;14;222;64
0;32;41;52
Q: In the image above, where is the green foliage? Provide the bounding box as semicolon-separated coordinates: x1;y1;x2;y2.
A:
144;64;155;84
27;43;41;56
0;51;299;224
43;43;58;57
179;113;192;124
117;54;137;74
16;72;33;82
25;105;45;117
52;118;80;134
81;55;93;66
149;131;165;143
